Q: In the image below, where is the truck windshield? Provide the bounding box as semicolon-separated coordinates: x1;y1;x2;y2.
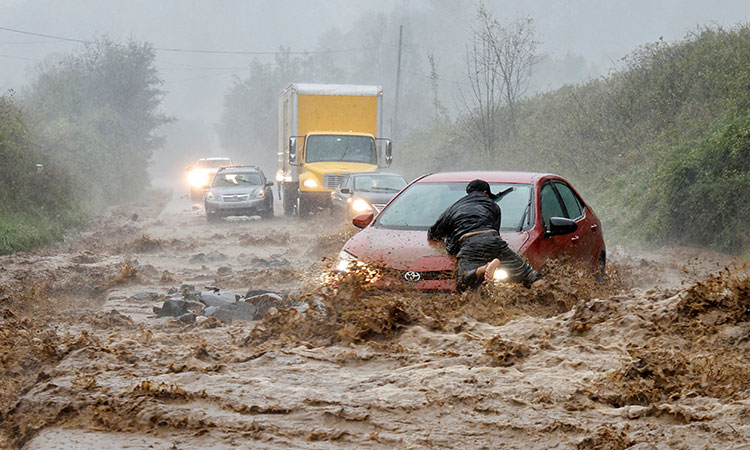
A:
306;135;376;165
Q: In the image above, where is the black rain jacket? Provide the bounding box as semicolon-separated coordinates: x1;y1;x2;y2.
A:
427;191;501;255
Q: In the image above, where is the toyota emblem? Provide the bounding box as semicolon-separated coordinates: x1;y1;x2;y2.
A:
403;271;421;282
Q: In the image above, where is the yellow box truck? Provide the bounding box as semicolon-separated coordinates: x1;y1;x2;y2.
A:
277;83;392;216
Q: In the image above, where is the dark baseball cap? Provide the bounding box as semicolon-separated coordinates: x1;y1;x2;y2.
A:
466;179;499;199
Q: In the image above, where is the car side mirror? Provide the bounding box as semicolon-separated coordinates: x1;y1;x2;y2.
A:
352;212;374;229
545;217;578;237
385;141;393;166
340;188;351;194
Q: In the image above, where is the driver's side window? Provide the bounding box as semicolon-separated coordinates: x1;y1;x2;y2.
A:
540;183;565;230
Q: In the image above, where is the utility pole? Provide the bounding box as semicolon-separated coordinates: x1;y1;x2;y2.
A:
393;25;403;142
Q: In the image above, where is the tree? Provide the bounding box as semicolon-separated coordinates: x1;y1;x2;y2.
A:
25;38;169;204
458;4;538;154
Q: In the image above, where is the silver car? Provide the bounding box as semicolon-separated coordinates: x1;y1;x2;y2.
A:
331;172;407;217
204;166;274;221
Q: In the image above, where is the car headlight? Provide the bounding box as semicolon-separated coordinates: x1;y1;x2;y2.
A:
303;178;318;188
351;198;373;213
206;191;216;201
188;170;208;188
493;268;509;281
257;190;265;198
336;250;358;272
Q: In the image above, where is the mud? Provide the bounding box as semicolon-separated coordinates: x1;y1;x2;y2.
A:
1;191;748;449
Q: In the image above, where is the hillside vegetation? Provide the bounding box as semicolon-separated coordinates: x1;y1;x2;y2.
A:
396;25;750;254
0;39;167;255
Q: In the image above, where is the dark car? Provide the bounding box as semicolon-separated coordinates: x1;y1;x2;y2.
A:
337;171;605;290
330;172;407;216
204;166;274;222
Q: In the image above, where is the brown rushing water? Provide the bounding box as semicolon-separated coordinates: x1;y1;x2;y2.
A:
1;190;748;449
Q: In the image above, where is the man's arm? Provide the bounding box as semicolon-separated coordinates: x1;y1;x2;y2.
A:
428;208;451;241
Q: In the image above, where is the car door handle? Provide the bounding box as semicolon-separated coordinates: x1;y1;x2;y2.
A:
571;235;580;242
590;224;599;231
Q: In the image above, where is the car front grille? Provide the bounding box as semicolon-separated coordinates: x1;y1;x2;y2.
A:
323;174;345;190
222;194;250;202
378;268;453;282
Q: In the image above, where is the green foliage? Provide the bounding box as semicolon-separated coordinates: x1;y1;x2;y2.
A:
1;38;168;254
642;114;750;252
0;95;85;255
25;38;169;204
397;24;750;254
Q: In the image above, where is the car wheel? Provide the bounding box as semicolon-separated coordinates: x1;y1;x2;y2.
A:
595;253;606;282
261;202;274;219
282;183;296;216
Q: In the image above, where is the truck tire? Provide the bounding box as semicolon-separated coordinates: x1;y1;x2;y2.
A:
282;183;296;216
298;196;311;218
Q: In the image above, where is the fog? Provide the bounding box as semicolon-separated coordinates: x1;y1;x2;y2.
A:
1;0;748;176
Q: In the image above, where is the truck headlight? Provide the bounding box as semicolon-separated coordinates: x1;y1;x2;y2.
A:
303;178;318;188
337;250;358;272
351;198;373;213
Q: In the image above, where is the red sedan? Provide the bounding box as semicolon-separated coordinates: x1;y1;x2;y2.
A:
337;171;605;290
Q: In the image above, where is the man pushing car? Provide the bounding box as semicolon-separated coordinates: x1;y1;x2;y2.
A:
428;179;545;292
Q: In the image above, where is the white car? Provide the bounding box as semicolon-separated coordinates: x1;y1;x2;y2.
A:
187;157;233;201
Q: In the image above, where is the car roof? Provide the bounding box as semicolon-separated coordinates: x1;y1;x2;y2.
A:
216;165;262;173
417;171;556;184
347;172;404;178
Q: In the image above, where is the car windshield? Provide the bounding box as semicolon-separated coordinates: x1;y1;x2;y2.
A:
213;172;262;187
197;159;231;169
354;175;406;192
306;135;376;164
375;182;532;231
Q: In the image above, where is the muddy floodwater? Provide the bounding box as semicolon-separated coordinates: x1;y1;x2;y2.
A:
1;190;748;449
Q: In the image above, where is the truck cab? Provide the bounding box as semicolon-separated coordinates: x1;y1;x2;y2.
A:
277;83;392;216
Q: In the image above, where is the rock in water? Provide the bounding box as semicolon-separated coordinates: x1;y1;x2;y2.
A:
200;290;237;307
178;312;197;324
205;302;258;323
244;293;285;320
155;299;188;317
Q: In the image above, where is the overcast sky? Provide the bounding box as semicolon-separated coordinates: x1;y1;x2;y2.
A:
1;0;748;131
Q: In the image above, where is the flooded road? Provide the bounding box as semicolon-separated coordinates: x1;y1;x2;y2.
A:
1;190;748;449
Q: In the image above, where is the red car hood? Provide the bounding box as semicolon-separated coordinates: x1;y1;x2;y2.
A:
343;226;529;272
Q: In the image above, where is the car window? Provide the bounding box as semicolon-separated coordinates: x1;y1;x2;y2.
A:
554;182;583;219
540;183;565;230
354;175;406;192
213;172;262;187
376;182;531;231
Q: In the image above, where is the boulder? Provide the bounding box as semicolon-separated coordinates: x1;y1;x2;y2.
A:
200;289;238;307
154;299;188;317
178;312;196;324
244;293;285;320
131;292;159;302
205;302;258;323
